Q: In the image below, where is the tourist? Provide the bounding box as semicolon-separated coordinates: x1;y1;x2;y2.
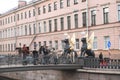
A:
99;52;103;65
22;44;29;65
32;48;39;65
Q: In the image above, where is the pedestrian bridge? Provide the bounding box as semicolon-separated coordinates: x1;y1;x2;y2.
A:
0;55;119;80
0;64;83;73
0;55;119;73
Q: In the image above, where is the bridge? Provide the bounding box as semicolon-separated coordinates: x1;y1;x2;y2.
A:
0;64;82;73
0;55;119;80
0;54;83;73
0;55;119;72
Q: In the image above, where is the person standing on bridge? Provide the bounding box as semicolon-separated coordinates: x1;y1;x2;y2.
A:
32;48;39;65
22;44;29;65
99;52;103;65
43;46;50;64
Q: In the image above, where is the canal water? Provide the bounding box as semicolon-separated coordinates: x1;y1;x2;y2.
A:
0;76;17;80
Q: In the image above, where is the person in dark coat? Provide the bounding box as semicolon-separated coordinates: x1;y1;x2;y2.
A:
43;46;50;64
32;48;39;65
99;52;103;64
38;46;44;64
22;44;29;65
39;46;44;54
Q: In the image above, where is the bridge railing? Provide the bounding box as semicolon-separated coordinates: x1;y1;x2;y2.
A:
0;54;80;66
82;57;120;69
0;54;120;69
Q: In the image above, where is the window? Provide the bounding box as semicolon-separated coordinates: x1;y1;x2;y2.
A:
33;9;35;16
67;0;70;7
104;36;110;49
82;0;86;2
54;2;57;10
0;45;1;52
118;5;120;21
60;0;63;9
93;37;97;50
14;43;16;51
11;44;13;51
74;14;78;28
103;7;109;24
38;7;41;15
14;15;16;22
43;6;46;13
5;30;7;38
29;10;31;18
38;23;41;33
82;12;87;27
60;17;64;30
11;28;13;37
17;14;19;21
3;44;4;52
5;44;7;51
33;24;36;34
3;19;4;25
21;13;23;19
25;12;27;19
49;41;52;48
2;44;4;51
74;0;78;4
91;10;96;26
29;24;31;35
67;16;71;30
8;17;10;23
17;27;19;36
25;25;27;35
48;4;51;12
0;20;2;26
5;18;7;24
11;16;13;23
14;28;16;37
55;40;58;50
49;20;52;32
44;21;46;32
54;19;57;31
76;39;79;49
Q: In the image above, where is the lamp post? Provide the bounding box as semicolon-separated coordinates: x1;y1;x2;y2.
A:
14;11;17;53
86;0;89;36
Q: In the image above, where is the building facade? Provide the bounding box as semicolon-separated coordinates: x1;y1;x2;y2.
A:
0;0;120;58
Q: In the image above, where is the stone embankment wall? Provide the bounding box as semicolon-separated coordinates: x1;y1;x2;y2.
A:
0;69;120;80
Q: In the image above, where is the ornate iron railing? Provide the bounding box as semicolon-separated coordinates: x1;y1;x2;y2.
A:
0;54;120;69
82;57;120;69
0;54;79;66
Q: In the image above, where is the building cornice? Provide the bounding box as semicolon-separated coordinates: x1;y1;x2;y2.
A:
0;0;48;18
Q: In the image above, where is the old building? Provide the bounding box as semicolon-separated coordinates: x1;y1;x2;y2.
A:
0;0;120;59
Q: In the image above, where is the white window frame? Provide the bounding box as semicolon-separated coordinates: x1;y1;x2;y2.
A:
104;36;110;49
118;4;120;21
93;37;97;50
